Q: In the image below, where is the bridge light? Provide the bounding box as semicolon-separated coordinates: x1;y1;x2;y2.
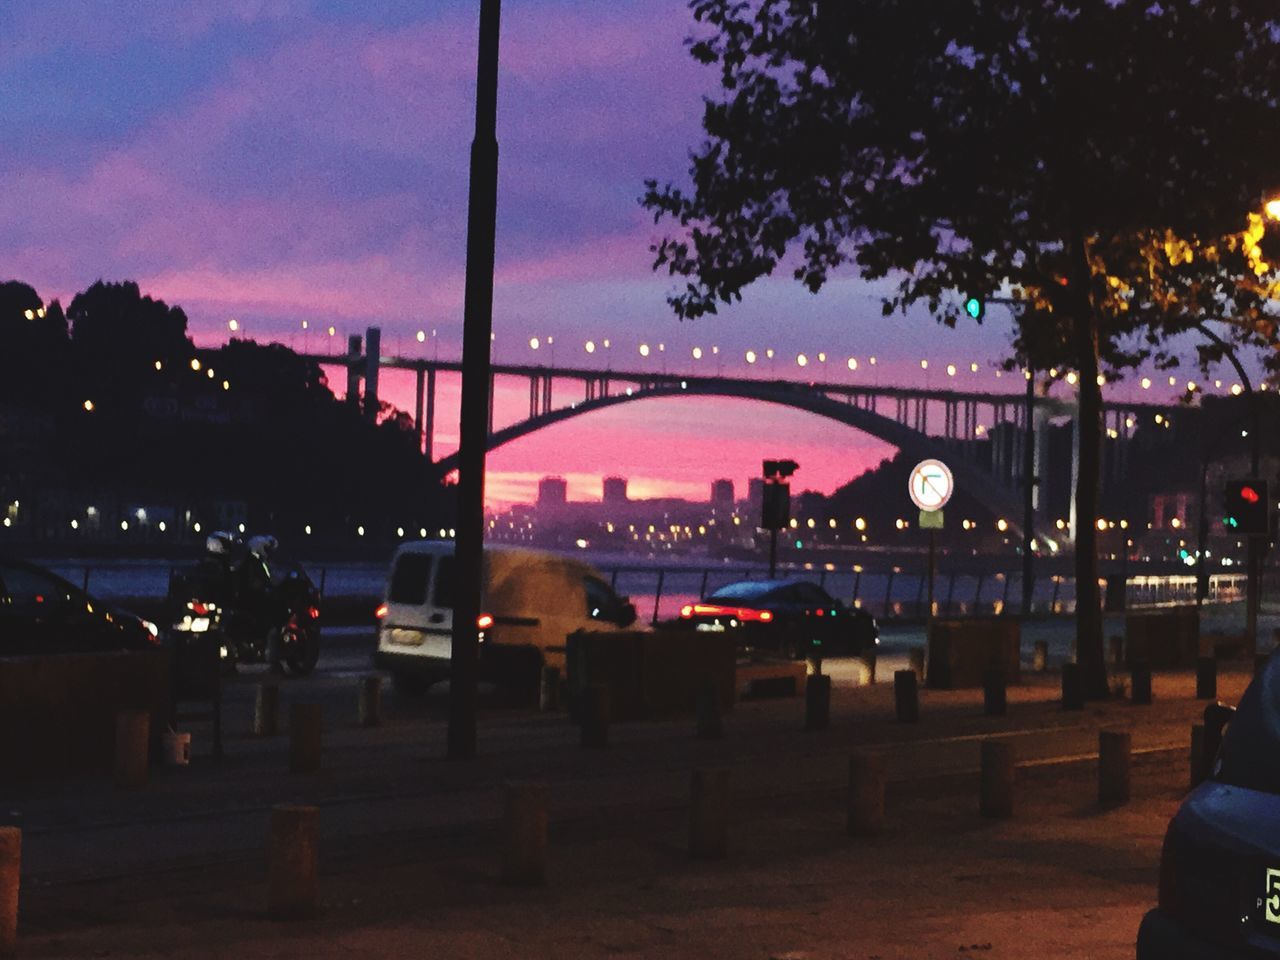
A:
797;354;808;367
692;346;703;359
847;357;857;371
869;356;876;365
1065;372;1078;385
996;518;1009;532
817;352;826;363
529;337;540;350
970;362;978;373
1140;377;1151;389
603;339;610;348
920;359;928;370
228;319;239;333
327;325;336;337
854;517;866;531
963;296;985;320
1186;381;1197;392
1231;383;1243;395
416;329;426;343
746;350;757;364
766;348;775;359
639;343;650;357
946;364;956;377
585;340;596;353
1169;375;1177;387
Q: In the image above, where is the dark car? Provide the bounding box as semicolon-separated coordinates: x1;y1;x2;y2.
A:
1138;654;1280;958
0;558;160;655
677;578;878;660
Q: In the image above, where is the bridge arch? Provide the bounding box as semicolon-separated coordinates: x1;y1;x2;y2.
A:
433;380;1028;531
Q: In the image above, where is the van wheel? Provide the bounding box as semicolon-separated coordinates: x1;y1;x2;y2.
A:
391;671;430;698
500;647;544;708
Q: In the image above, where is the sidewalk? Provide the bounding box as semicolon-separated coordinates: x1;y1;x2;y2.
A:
5;664;1255;958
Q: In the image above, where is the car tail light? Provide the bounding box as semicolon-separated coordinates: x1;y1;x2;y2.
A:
374;603;388;619
682;603;773;622
190;601;209;616
307;606;320;620
477;613;494;629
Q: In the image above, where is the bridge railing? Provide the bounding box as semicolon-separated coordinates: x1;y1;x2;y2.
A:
51;560;1255;628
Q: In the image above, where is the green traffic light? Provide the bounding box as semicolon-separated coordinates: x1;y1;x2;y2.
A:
964;297;984;321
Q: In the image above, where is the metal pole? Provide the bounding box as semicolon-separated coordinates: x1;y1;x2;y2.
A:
927;530;936;621
448;0;501;762
769;528;778;580
1021;366;1035;618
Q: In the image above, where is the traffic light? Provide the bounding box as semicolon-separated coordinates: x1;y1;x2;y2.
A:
1224;479;1269;535
963;296;985;321
762;459;799;480
761;482;790;530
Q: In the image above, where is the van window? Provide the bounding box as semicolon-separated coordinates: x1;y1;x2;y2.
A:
389;554;433;605
584;575;623;622
433;555;456;609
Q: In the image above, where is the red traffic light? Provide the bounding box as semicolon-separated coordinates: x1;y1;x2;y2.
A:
1240;485;1261;504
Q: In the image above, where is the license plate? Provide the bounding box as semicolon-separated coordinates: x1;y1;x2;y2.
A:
695;622;726;633
1261;868;1280;925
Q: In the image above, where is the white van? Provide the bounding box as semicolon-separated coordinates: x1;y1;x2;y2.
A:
373;541;638;696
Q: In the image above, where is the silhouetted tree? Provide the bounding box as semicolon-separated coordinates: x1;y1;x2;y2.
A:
0;281;69;406
644;0;1280;697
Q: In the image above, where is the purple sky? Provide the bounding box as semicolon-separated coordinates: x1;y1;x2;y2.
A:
2;0;1248;507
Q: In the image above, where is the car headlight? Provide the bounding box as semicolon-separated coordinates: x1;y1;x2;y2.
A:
142;620;160;640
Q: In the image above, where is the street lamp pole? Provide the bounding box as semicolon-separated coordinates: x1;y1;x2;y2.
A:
1021;365;1036;616
449;0;501;761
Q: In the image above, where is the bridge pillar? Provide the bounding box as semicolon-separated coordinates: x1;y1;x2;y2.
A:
363;326;380;423
345;334;362;409
424;368;437;462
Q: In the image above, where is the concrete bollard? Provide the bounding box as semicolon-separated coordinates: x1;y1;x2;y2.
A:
1108;635;1125;667
501;781;549;885
805;674;831;731
254;682;280;737
894;670;919;723
689;768;729;859
908;646;926;683
0;827;19;958
268;804;319;920
1195;657;1217;701
289;703;323;774
114;709;150;788
983;667;1007;717
357;675;382;728
1033;640;1048;672
1061;662;1084;710
580;684;610;748
980;739;1015;819
1130;660;1153;705
695;676;723;740
539;666;561;712
847;751;886;837
1190;724;1206;788
1098;729;1131;806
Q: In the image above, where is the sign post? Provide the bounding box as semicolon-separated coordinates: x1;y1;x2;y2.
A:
909;460;954;622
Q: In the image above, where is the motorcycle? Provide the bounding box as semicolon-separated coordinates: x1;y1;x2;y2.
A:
168;539;322;676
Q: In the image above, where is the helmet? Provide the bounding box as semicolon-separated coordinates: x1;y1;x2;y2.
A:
205;532;240;555
246;534;279;559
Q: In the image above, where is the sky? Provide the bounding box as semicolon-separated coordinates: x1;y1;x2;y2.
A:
0;0;1256;508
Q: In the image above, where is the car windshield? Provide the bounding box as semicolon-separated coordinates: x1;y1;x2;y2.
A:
707;580;782;604
1214;654;1280;794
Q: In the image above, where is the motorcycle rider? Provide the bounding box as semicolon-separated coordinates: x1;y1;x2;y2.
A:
243;535;285;672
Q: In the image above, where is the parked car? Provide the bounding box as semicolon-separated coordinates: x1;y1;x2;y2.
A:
676;578;878;661
373;541;638;698
0;557;160;655
1137;654;1280;958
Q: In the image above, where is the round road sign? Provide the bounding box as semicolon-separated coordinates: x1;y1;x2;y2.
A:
909;459;954;512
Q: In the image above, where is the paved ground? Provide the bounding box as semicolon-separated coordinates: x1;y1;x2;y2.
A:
1;625;1262;959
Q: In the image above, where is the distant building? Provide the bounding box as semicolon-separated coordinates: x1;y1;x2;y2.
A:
710;479;734;506
537;476;568;507
747;477;765;512
602;476;629;504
